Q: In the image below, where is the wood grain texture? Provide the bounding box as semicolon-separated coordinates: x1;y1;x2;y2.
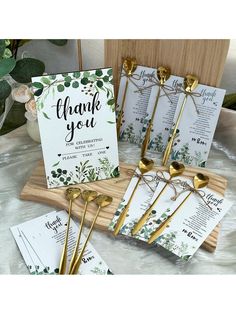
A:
77;40;83;70
104;39;230;95
20;161;227;253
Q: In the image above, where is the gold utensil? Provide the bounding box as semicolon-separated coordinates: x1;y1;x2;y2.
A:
70;195;113;275
59;187;81;275
113;157;154;236
131;161;185;236
162;75;199;166
68;190;98;274
148;173;209;244
116;57;137;137
141;66;171;158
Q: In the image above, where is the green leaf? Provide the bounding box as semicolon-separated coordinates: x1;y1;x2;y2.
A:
52;161;60;167
49;75;57;80
73;71;80;78
43;112;50;119
64;76;72;82
34;88;43;96
107;68;113;76
72;81;79;88
0;80;11;99
97;80;103;88
10;58;45;83
95;69;103;77
57;84;64;92
0;58;16;78
107;98;115;106
48;40;68;46
0;40;6;58
41;77;51;85
32;82;44;89
64;81;70;87
89;74;97;82
83;71;90;78
81;77;89;85
103;75;109;82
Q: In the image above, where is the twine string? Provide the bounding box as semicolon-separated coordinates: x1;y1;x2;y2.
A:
115;169;156;192
171;181;212;210
154;170;182;199
121;72;144;94
133;76;175;104
167;86;202;115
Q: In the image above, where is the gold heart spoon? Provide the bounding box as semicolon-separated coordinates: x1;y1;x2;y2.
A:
132;161;185;236
113;157;154;236
59;187;81;275
70;195;113;274
141;66;171;158
162;74;199;166
68;190;98;274
148;173;209;244
116;57;137;138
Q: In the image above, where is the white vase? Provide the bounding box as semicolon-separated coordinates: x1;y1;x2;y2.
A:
26;120;41;143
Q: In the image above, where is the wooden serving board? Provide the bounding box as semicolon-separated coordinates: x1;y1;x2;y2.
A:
20;160;227;253
104;39;229;95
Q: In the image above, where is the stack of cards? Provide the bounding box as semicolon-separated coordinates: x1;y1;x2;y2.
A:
11;210;112;275
117;64;226;167
109;167;232;260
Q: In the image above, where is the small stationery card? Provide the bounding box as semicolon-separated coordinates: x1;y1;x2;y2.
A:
169;84;226;167
32;68;119;188
117;64;183;146
11;210;112;275
109;169;232;260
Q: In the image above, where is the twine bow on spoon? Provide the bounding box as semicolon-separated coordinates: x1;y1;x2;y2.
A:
140;66;172;158
116;57;137;138
148;173;210;244
162;74;199;166
131;161;185;236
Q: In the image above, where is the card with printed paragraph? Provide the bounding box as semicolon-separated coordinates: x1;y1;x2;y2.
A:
32;68;119;188
109;169;232;260
169;84;226;167
11;210;113;275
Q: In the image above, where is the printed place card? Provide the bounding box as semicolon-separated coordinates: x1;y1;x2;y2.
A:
117;65;158;144
109;169;232;260
11;210;113;275
152;184;232;260
170;84;226;167
32;68;119;188
140;75;184;153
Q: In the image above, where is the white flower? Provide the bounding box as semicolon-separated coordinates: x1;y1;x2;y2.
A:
25;99;37;121
11;84;32;103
